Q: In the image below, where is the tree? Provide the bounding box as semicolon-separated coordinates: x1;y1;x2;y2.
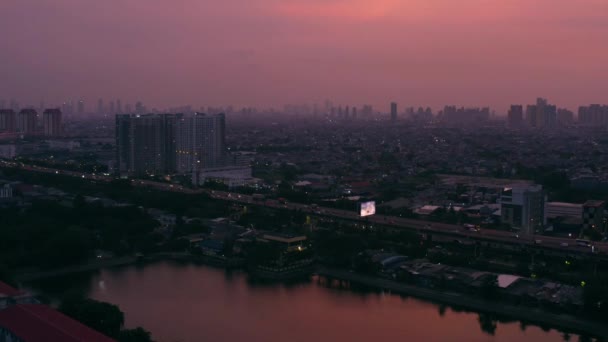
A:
118;327;153;342
480;274;499;300
477;313;497;335
59;296;124;338
0;264;16;287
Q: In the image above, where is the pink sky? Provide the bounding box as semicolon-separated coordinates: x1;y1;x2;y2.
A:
0;0;607;112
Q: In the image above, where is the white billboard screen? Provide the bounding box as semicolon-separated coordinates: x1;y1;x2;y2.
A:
360;201;376;217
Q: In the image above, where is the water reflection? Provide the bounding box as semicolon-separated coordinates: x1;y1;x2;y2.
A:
27;261;586;342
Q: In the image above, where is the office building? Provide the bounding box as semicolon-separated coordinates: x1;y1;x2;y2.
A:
115;113;179;177
500;185;546;235
0;109;16;133
17;109;38;134
508;105;523;128
43;108;62;137
582;200;606;233
390;102;397;121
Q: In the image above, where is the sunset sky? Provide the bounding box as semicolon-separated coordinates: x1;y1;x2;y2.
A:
1;0;607;112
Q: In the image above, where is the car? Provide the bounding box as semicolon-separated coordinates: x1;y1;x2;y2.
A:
512;234;519;239
560;242;569;247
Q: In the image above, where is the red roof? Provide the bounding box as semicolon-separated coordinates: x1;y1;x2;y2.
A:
0;281;23;297
0;304;116;342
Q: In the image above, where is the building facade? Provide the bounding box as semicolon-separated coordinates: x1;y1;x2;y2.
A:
116;113;180;177
545;202;582;219
0;110;16;133
42;109;62;137
582;200;606;233
508;105;523;128
17;109;37;134
500;185;546;235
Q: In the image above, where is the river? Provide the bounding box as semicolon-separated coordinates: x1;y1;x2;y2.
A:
28;261;581;342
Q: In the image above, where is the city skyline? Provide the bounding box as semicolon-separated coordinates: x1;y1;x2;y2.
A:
1;0;607;110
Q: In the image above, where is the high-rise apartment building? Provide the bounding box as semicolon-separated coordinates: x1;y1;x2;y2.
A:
556;108;574;126
17;109;38;134
43;109;62;137
175;113;226;174
0;109;17;133
97;98;104;115
526;98;556;129
508;105;523;128
500;185;546;235
116;114;180;177
578;105;608;126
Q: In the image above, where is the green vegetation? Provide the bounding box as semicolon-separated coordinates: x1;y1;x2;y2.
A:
60;295;153;342
0;198;159;268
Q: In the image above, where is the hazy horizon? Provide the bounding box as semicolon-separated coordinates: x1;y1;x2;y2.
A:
1;0;607;112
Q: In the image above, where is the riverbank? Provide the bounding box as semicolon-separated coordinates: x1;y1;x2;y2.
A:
316;267;608;339
15;256;139;282
15;255;608;339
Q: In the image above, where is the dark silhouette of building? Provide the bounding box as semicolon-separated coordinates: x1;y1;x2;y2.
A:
0;109;16;133
116;113;180;177
17;109;38;134
390;102;397;121
508;105;523;128
43;108;62;136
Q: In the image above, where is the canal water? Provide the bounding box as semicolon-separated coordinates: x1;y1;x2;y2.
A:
28;261;581;342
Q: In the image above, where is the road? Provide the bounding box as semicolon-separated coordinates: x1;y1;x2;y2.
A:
2;160;606;256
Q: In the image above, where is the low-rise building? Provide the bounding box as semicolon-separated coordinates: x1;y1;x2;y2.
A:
545;202;582;219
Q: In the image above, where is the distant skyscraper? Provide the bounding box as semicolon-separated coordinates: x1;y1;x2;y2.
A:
508;105;524;128
17;109;38;134
525;98;556;129
116;99;122;114
97;98;104;114
556;108;574;126
525;105;537;128
109;101;115;114
77;100;85;115
135;101;144;114
43;108;62;136
0;109;17;133
390;102;397;121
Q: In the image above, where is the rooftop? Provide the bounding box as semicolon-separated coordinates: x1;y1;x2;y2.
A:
0;281;24;297
584;200;605;208
0;304;115;342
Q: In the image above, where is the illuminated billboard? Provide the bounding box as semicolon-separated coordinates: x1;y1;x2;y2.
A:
360;201;376;217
